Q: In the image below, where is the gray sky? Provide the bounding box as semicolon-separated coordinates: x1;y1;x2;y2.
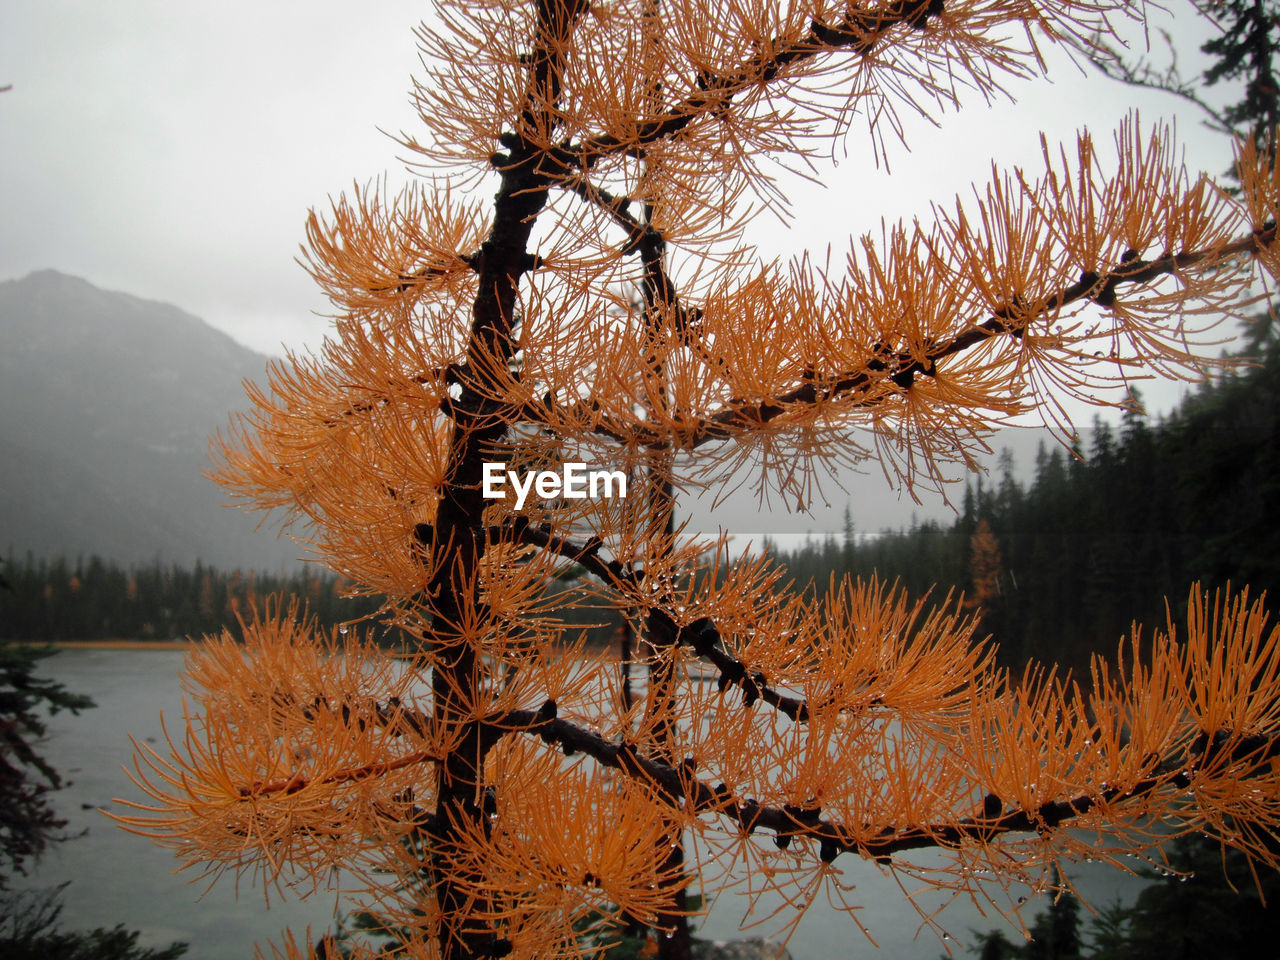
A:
0;1;1250;533
2;0;426;353
2;1;1239;356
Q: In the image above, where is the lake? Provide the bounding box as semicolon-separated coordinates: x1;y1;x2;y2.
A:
15;647;1151;959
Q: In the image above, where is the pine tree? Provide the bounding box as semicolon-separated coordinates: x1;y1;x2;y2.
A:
965;517;1004;617
0;633;94;886
1086;0;1280;350
1022;871;1082;960
113;2;1280;959
1201;0;1280;156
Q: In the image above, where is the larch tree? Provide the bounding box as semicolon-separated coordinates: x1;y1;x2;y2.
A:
964;517;1004;619
117;1;1280;960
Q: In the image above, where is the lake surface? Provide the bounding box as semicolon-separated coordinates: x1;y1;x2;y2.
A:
16;647;1151;960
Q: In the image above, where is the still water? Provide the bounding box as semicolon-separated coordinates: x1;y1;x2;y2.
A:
18;648;1150;960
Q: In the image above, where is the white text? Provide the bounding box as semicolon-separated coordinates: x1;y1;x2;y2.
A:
481;462;628;509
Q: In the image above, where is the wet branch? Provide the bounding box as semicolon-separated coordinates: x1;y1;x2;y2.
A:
512;224;1279;449
566;0;948;166
494;703;1280;866
502;523;819;726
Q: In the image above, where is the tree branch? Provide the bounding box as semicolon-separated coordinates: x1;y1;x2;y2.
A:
513;223;1279;449
236;747;440;800
1081;26;1238;138
565;0;947;167
496;704;1280;868
499;521;812;724
559;176;657;254
507;517;640;588
672;616;810;723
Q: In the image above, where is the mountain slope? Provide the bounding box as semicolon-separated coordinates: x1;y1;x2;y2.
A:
0;269;302;569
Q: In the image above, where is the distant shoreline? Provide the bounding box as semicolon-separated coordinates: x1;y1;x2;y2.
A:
49;638;194;650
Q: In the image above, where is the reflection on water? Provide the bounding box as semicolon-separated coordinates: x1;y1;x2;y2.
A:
18;648;1150;959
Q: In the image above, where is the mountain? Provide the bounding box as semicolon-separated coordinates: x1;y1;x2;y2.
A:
0;269;302;569
0;269;1084;568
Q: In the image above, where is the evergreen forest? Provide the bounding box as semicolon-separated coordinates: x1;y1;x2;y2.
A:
768;338;1280;672
0;557;381;643
0;553;620;648
4;337;1277;668
953;833;1280;960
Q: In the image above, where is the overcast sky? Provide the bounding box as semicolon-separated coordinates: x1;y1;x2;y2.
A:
0;1;1250;533
2;0;428;353
2;0;1239;353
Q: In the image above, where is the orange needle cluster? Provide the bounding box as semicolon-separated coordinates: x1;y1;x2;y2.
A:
116;2;1280;959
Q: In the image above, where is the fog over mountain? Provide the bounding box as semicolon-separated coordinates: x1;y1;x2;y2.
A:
679;426;1052;553
0;270;301;569
0;269;1078;570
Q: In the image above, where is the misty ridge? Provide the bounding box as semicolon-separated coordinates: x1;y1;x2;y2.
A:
1;268;1075;572
0;269;298;570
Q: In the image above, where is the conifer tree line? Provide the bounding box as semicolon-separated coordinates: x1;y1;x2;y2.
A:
0;554;619;647
0;556;379;643
954;834;1280;960
770;340;1280;671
